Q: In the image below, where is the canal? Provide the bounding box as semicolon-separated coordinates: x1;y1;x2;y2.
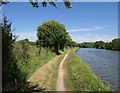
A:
76;48;119;91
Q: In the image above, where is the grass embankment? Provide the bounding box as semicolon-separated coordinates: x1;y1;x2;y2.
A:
12;42;56;89
64;48;112;91
14;41;70;91
17;46;56;78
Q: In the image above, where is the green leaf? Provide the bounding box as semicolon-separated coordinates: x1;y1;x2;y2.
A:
49;2;58;8
42;1;47;7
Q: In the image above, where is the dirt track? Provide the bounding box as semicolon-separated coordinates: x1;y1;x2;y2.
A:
27;51;69;91
56;51;69;91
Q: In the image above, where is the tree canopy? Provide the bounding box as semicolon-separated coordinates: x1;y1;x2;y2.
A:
2;16;19;88
0;0;72;9
37;20;73;54
79;38;120;51
94;41;106;49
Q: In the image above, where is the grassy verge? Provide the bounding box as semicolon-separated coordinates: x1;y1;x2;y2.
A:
19;45;56;78
64;48;112;91
13;42;56;88
15;41;70;91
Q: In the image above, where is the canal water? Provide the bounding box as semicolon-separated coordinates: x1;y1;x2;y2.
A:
76;48;119;91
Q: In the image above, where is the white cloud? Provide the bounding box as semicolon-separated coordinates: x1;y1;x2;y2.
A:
67;26;110;32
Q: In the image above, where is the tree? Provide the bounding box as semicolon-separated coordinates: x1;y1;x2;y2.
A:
70;41;78;48
111;38;120;51
29;0;72;9
94;41;105;49
0;0;72;9
24;38;29;42
2;16;19;88
0;0;9;5
105;42;113;50
37;20;72;54
80;42;95;48
105;38;120;51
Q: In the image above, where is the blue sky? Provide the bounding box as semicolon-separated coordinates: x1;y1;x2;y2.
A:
2;2;118;43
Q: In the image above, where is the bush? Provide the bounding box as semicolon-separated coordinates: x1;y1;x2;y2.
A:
2;16;19;89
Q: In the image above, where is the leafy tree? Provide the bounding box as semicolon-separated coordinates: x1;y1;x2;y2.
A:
70;41;78;48
111;38;120;51
2;16;19;88
37;20;72;54
80;42;95;48
105;38;120;51
28;0;72;9
105;42;113;50
0;0;72;9
79;38;120;51
0;0;9;5
24;38;29;42
94;41;105;49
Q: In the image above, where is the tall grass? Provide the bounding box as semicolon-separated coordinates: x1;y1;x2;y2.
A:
13;42;56;88
64;48;112;91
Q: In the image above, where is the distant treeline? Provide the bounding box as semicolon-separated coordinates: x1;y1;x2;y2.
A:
79;38;120;51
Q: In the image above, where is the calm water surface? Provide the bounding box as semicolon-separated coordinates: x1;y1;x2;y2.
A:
76;48;119;91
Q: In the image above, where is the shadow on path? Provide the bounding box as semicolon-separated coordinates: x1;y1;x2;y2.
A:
2;82;47;93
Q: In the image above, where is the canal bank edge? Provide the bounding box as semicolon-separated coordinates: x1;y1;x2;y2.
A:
64;47;112;91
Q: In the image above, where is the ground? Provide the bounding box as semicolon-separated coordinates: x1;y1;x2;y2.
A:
26;50;69;91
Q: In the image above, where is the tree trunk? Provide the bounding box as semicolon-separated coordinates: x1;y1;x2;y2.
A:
54;44;59;55
38;46;42;55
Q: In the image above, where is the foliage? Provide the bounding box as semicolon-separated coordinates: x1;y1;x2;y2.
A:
105;42;113;50
2;16;19;88
80;42;95;48
0;0;72;9
79;38;120;51
2;17;57;90
111;38;120;50
37;20;73;54
15;41;56;76
69;41;79;48
105;38;120;51
0;0;9;5
3;39;56;91
29;0;72;9
94;41;106;49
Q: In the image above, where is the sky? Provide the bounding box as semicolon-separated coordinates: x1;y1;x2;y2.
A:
2;2;118;43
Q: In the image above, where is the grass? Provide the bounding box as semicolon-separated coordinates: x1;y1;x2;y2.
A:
25;45;56;77
13;42;70;91
13;42;56;87
31;49;69;91
64;47;112;91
